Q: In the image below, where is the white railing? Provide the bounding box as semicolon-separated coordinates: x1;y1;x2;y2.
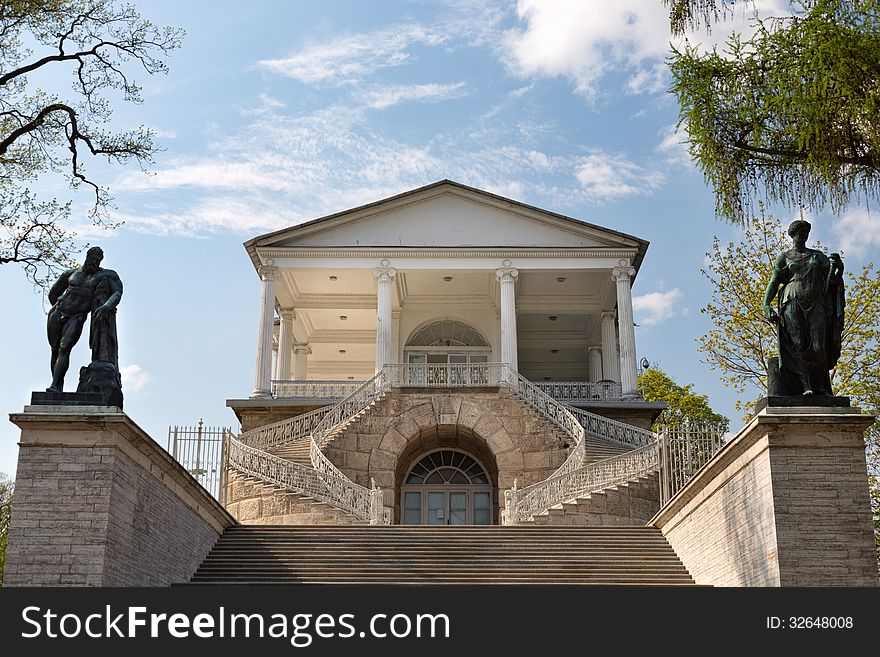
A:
658;422;727;505
384;362;504;387
237;406;332;450
505;369;586;452
272;380;364;399
566;405;656;449
535;380;623;401
504;443;658;524
227;430;382;520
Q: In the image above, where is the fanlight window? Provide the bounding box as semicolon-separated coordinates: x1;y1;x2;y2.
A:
406;450;490;485
406;320;488;348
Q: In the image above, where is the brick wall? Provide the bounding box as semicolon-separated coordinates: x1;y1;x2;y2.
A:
4;407;236;587
652;407;878;587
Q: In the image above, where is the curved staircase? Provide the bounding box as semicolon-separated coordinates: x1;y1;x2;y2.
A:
226;364;663;526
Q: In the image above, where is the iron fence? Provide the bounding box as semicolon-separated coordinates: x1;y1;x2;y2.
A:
167;419;229;502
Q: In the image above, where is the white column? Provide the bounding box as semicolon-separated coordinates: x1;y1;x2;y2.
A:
496;260;519;372
612;264;639;398
588;345;603;382
251;263;280;398
374;259;396;372
600;311;619;382
293;344;311;380
276;308;295;381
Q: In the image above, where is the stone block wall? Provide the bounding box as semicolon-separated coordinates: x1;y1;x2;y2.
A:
4;407;235;587
322;388;570;522
652;407;878;587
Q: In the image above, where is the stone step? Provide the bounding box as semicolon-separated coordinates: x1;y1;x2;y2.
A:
190;525;696;585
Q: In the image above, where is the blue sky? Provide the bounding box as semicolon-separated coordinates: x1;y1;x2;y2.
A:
3;0;878;478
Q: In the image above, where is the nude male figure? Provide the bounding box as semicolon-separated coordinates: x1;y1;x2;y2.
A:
46;247;123;392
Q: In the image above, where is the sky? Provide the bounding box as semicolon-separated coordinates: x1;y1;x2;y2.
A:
2;0;878;479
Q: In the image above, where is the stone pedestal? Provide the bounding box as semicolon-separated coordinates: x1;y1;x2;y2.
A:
652;406;878;586
3;406;235;586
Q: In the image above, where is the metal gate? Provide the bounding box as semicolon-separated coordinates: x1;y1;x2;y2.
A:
167;419;229;502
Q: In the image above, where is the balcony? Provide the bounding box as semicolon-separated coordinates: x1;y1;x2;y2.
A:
271;365;623;404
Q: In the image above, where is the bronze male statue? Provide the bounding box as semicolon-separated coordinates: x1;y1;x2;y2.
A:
46;246;123;395
762;219;844;397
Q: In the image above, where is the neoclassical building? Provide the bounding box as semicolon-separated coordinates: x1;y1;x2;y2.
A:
225;180;665;527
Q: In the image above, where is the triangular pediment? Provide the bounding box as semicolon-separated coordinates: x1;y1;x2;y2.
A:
247;181;644;251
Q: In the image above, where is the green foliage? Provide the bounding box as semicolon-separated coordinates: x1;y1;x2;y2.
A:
0;473;13;586
668;1;880;224
639;367;730;431
0;0;183;290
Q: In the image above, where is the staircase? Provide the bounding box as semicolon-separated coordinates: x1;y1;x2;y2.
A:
189;525;697;585
227;363;663;526
524;472;660;526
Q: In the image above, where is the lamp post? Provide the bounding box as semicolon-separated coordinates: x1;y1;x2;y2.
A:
639;357;650;398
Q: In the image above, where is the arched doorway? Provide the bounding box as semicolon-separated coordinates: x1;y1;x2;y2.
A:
400;449;493;525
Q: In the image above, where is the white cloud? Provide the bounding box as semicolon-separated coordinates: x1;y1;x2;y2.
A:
257;25;446;86
502;1;671;99
633;288;684;326
354;82;470;110
833;207;880;258
120;364;151;395
501;0;792;100
574;151;664;200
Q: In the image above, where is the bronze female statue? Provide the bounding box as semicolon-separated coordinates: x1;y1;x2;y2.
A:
762;219;845;397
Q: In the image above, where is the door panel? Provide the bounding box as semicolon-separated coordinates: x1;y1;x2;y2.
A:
449;492;467;525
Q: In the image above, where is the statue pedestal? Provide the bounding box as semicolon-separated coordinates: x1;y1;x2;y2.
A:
754;395;850;414
30;391;109;406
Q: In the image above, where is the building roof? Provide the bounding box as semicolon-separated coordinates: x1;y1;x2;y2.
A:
244;179;649;275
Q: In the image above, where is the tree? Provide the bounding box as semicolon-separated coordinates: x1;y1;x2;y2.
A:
699;209;880;559
0;473;12;585
1;0;183;290
638;366;730;431
664;0;880;224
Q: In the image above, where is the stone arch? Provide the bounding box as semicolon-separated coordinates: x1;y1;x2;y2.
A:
393;425;499;524
363;392;532;524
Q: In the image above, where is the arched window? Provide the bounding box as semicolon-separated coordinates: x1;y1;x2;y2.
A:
406;320;489;348
401;450;493;525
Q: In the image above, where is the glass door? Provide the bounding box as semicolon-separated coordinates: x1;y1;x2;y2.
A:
424;491;468;525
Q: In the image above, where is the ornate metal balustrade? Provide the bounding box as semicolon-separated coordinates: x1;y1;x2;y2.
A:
535;380;623;401
236;406;331;450
384;362;504;387
657;421;727;505
227;430;388;521
272;380;364;400
566;405;656;449
504;443;659;524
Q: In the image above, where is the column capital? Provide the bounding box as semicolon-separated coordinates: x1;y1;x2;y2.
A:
588;344;603;354
293;344;312;355
278;307;295;321
374;258;397;282
258;264;280;281
611;266;636;283
496;259;519;283
600;310;617;322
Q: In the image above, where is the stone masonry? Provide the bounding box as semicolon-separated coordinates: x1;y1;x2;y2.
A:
4;406;235;587
652;406;878;587
320;387;570;523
